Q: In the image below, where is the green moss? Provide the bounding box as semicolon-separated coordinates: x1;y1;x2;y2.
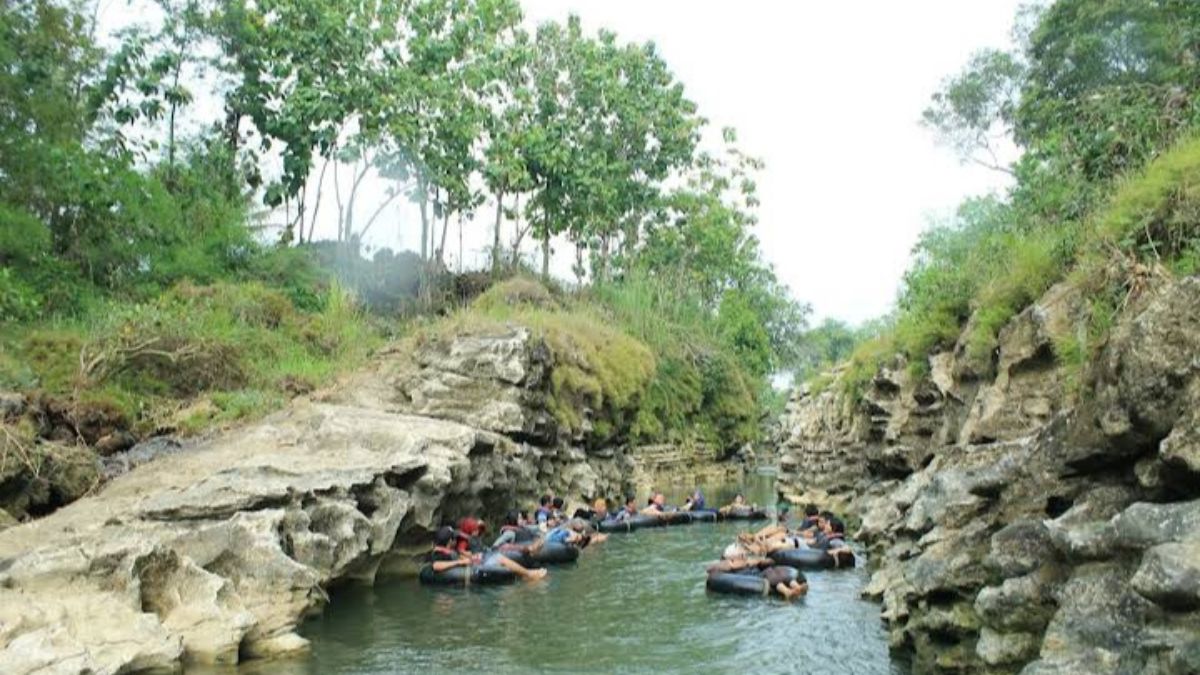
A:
839;336;895;401
426;276;760;451
472;276;559;312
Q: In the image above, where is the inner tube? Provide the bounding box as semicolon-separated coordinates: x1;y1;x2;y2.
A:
418;552;517;586
498;541;580;567
768;546;857;570
706;567;802;597
717;507;770;521
659;510;719;525
597;514;667;533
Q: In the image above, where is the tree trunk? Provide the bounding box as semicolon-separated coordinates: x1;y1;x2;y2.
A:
333;160;344;241
437;210;451;265
418;179;430;260
597;233;611;284
307;155;330;244
343;156;370;244
510;194;526;265
223;107;240;199
492;192;504;274
541;227;550;279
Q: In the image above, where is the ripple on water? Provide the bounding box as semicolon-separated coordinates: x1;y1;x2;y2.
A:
204;479;906;675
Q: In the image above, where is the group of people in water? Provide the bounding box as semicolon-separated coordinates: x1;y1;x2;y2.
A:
423;490;854;595
705;502;855;600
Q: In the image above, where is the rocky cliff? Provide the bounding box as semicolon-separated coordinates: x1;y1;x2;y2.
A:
778;277;1200;674
0;324;737;674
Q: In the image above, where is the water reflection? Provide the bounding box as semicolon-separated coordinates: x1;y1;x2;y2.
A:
194;475;905;675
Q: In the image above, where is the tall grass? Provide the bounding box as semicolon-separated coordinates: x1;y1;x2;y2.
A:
835;134;1200;401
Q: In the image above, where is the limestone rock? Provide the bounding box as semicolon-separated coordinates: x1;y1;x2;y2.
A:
1036;562;1159;670
1132;541;1200;610
1159;395;1200;480
0;401;648;673
1087;277;1200;456
960;282;1080;445
977;627;1040;667
975;573;1059;634
987;520;1057;578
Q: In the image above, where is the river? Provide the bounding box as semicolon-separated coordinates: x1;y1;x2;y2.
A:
213;474;906;675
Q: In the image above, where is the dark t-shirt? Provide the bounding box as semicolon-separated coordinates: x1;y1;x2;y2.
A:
427;548;457;563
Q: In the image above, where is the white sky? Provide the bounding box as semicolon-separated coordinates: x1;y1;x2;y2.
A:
517;0;1023;324
99;0;1024;325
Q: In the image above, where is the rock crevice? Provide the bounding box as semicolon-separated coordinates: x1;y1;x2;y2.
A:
0;326;739;674
779;278;1200;674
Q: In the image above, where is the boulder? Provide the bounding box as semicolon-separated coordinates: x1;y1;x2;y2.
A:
1086;278;1200;456
1131;541;1200;610
0;401;641;673
977;627;1040;667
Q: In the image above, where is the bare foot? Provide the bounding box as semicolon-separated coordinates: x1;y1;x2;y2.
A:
523;568;549;581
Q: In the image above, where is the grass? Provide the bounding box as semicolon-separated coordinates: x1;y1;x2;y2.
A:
413;276;763;451
826;134;1200;404
0;280;382;437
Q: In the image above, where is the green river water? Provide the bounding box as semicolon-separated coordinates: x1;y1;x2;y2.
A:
215;474;906;675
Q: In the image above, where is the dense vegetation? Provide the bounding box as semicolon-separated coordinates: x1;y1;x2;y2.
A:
833;0;1200;398
0;0;806;473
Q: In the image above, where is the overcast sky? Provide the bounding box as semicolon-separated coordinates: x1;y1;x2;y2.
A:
100;0;1024;325
518;0;1024;323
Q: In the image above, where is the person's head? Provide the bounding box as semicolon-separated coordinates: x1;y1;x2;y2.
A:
539;494;551;507
733;493;745;504
777;505;791;523
805;504;819;518
624;495;637;511
504;509;521;527
652;492;665;506
434;526;455;547
830;518;846;535
593;498;608;515
519;510;530;522
458;517;485;536
552;496;565;510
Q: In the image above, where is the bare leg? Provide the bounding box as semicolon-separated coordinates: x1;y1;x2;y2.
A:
494;555;548;581
775;581;808;600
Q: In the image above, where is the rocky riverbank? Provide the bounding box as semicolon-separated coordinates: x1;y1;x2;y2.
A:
778;277;1200;674
0;323;743;674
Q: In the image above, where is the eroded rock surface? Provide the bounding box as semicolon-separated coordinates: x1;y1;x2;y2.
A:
778;277;1200;674
0;324;731;674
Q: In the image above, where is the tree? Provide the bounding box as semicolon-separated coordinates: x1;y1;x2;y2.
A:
374;0;522;262
922;49;1023;176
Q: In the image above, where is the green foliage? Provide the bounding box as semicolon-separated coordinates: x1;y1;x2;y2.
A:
794;319;870;382
0;281;379;435
1092;134;1200;259
839;336;896;402
2;0;801;454
838;1;1200;404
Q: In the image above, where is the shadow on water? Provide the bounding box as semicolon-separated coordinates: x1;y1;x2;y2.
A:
198;475;908;675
